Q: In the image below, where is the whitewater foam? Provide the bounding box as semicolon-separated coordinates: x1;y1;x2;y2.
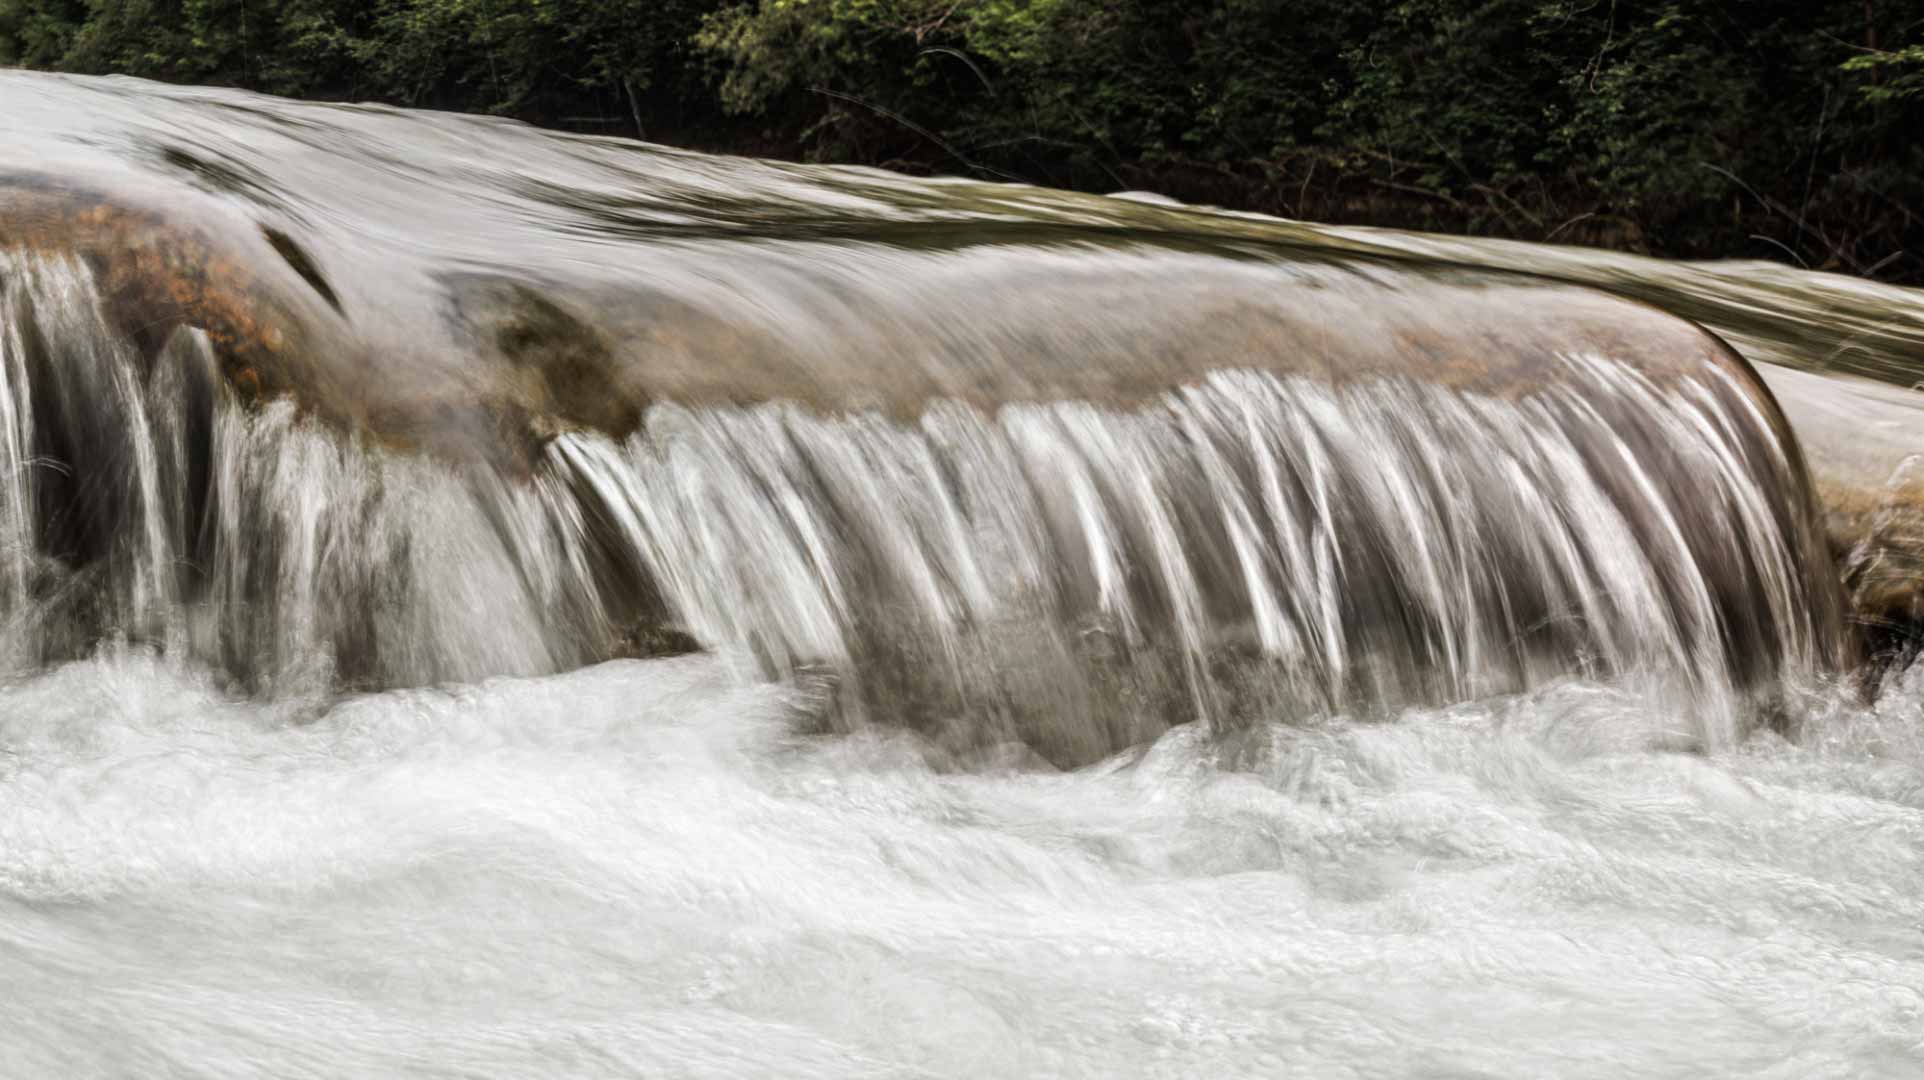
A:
0;650;1918;1077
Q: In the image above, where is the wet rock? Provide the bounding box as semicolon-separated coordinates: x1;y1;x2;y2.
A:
1759;364;1924;656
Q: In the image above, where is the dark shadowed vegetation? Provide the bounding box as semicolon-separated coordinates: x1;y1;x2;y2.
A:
4;0;1920;281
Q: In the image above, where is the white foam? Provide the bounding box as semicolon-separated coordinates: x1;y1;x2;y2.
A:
0;652;1918;1077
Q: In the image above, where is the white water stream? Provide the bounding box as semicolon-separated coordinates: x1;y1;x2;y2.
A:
2;650;1920;1077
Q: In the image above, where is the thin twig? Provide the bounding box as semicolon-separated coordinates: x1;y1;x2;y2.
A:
1370;179;1466;209
1544;212;1597;242
918;48;994;95
1748;233;1810;267
1798;85;1831;256
624;80;645;140
1702;161;1870;274
807;86;1022;182
1865;249;1906;275
1473;182;1544;228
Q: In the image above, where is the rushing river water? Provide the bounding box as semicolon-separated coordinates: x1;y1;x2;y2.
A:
3;651;1921;1077
2;72;1922;1077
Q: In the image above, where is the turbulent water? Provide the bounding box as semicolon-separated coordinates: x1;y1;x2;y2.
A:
3;652;1921;1077
2;72;1922;1076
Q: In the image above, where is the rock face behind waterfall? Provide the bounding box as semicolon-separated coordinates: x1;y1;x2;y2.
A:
0;71;1876;762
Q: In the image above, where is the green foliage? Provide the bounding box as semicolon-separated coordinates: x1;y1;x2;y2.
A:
0;0;83;66
2;0;1919;280
0;0;717;127
1845;42;1924;102
691;0;1922;277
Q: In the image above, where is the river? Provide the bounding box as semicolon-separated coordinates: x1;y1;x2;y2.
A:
1;71;1921;1077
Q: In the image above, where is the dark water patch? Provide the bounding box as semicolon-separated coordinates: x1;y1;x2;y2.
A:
261;226;342;315
153;143;291;213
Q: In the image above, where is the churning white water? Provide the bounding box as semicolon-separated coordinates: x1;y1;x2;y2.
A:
1;650;1920;1078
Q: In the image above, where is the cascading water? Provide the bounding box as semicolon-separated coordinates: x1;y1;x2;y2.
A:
1;72;1920;1078
550;359;1844;760
0;251;591;690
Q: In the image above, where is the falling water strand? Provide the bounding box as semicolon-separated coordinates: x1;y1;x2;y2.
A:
0;251;1843;759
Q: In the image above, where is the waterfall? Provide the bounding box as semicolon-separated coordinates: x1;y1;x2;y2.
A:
0;249;1846;761
4;73;1918;1077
